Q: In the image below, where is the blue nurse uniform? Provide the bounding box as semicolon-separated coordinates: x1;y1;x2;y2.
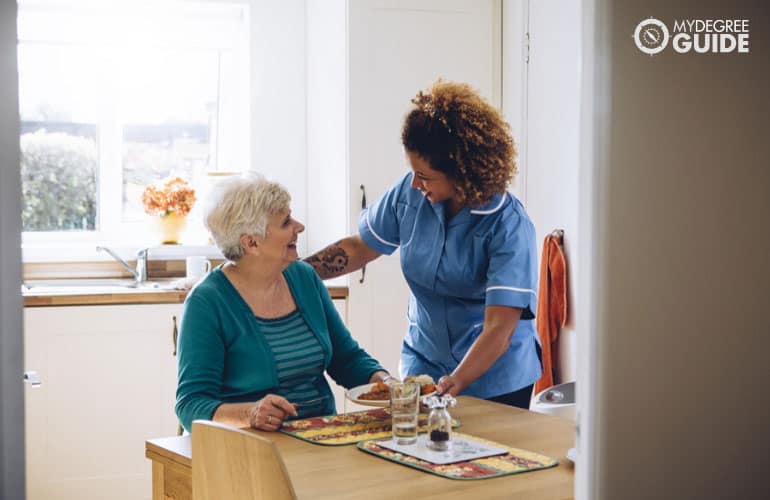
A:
359;173;542;399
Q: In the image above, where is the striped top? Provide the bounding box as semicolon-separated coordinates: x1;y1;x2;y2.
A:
256;309;326;419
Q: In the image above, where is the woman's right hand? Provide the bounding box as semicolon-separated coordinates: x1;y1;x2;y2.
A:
437;374;462;397
248;394;297;431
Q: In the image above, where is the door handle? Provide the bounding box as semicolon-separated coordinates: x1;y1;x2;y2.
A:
172;315;178;356
24;371;42;387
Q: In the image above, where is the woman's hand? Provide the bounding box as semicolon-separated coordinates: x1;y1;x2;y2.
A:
437;374;461;397
442;306;524;396
368;370;393;384
247;394;297;431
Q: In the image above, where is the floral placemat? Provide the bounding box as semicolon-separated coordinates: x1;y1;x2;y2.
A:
279;408;459;446
357;432;558;480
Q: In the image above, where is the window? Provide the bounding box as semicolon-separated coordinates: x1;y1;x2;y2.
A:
18;0;249;256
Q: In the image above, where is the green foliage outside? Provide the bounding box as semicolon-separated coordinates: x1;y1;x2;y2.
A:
20;130;97;231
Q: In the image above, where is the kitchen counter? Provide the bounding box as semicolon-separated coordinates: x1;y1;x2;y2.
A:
23;283;349;307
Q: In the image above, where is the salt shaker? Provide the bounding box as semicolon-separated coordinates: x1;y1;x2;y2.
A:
422;394;456;451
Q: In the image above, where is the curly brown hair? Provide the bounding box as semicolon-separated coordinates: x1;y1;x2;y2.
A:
401;80;517;207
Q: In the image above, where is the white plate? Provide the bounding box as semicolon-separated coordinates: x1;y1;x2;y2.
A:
345;383;436;407
566;447;577;463
345;383;390;407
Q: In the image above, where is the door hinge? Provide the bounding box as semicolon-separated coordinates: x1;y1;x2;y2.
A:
525;31;530;64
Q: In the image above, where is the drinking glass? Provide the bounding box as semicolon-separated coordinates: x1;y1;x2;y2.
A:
390;381;420;445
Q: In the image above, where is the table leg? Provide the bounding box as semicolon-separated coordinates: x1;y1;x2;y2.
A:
152;462;165;500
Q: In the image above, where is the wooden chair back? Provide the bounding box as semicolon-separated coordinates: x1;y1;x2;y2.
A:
192;420;297;500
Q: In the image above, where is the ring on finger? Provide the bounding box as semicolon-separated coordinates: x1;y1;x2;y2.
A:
268;415;273;424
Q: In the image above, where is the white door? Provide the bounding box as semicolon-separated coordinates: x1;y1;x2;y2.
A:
347;0;502;377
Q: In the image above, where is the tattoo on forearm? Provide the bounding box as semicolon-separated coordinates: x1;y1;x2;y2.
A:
305;241;350;278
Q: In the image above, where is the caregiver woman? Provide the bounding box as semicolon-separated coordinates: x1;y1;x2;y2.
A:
305;80;541;408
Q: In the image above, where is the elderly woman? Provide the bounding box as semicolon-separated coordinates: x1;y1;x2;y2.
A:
175;174;389;432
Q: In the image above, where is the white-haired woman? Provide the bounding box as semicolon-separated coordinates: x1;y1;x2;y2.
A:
175;173;389;432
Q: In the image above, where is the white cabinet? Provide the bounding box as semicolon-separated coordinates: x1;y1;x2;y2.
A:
24;304;182;500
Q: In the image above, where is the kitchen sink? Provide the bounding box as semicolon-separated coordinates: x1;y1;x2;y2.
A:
22;278;182;295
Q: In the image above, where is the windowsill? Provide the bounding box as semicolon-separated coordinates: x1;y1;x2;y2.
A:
22;242;224;263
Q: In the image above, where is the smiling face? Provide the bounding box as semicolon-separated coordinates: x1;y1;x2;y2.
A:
257;208;305;266
406;150;457;204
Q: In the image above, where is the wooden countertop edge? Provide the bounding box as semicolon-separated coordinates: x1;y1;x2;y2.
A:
24;286;349;307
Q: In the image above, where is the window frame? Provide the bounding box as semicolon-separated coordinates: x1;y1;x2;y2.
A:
18;0;250;263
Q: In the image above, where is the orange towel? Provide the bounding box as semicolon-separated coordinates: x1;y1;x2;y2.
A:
534;232;568;395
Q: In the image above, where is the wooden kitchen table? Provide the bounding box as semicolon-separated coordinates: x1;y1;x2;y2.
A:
145;396;575;499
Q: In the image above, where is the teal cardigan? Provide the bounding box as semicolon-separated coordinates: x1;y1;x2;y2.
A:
175;260;383;431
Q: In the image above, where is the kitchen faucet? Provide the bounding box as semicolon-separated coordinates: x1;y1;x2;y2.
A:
96;246;150;284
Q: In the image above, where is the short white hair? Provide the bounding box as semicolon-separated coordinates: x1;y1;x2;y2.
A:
204;173;291;261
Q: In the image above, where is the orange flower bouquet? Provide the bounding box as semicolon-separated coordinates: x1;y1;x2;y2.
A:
142;177;196;244
141;176;196;217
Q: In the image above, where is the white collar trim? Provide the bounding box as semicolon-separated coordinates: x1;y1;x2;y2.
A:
470;193;507;215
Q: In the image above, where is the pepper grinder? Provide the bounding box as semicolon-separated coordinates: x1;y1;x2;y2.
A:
422;394;456;451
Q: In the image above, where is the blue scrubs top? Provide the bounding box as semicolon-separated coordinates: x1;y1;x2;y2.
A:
359;173;542;398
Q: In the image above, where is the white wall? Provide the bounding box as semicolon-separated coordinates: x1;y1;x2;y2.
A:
504;0;581;385
0;0;25;497
583;0;770;498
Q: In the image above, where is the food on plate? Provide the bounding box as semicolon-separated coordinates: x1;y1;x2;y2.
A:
405;374;436;395
356;374;437;401
358;380;390;400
